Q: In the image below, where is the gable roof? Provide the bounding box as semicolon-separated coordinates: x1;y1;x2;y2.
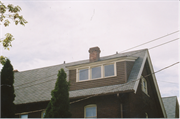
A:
13;48;166;117
14;49;146;105
162;96;179;118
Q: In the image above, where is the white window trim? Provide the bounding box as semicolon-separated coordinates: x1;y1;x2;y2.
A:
20;114;28;118
84;104;97;118
145;112;148;118
76;62;117;82
141;76;149;95
41;110;46;118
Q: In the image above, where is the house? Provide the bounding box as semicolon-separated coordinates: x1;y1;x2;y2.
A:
13;47;168;118
162;96;179;118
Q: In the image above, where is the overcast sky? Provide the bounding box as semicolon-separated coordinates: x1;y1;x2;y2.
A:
1;0;179;101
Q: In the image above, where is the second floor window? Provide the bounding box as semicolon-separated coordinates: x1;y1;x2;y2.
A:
141;77;148;94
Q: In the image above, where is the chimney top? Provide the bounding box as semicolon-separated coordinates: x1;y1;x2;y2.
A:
89;47;101;62
13;69;19;72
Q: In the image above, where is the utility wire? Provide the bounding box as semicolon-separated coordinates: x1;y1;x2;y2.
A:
14;37;179;90
149;38;179;50
69;62;179;104
120;30;179;53
14;31;179;88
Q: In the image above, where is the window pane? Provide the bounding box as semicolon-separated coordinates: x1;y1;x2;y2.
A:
79;69;88;81
86;106;96;117
43;112;45;117
92;66;101;79
104;64;114;77
21;114;28;118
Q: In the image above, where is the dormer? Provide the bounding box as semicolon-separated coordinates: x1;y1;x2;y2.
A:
66;47;138;91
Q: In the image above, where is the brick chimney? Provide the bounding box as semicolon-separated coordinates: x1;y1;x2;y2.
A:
89;47;101;62
13;69;19;72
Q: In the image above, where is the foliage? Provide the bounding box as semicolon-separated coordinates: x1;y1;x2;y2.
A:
1;59;16;118
0;55;6;65
44;68;71;118
0;1;27;64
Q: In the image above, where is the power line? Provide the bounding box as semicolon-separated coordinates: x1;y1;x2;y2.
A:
14;31;179;88
157;80;179;84
120;30;179;53
69;62;179;104
149;38;179;50
14;37;179;90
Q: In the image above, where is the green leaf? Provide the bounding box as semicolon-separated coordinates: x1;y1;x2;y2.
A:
0;56;7;65
2;33;14;49
15;20;18;25
4;19;10;27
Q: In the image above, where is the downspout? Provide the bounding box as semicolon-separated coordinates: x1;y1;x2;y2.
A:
117;93;123;118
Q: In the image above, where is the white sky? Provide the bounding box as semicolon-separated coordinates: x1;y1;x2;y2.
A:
1;0;179;101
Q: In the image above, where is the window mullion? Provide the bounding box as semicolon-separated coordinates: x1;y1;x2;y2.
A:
88;66;91;80
101;65;104;78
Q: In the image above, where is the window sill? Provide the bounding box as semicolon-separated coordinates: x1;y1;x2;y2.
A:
77;75;117;82
142;91;150;97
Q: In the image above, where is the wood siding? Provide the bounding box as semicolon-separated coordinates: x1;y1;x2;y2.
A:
69;61;134;91
126;60;164;118
15;101;49;118
70;94;120;118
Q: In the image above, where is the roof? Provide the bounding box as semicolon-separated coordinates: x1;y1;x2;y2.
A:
14;49;148;105
162;96;179;118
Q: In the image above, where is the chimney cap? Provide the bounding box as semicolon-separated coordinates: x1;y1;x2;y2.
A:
89;46;101;53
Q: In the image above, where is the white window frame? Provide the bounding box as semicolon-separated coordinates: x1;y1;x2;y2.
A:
145;112;148;118
41;110;46;118
76;62;117;82
104;63;116;78
84;104;97;118
141;76;148;94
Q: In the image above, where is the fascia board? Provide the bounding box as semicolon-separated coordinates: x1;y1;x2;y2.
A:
66;56;138;70
146;51;167;118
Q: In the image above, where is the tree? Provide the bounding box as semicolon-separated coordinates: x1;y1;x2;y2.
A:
0;1;27;65
44;68;71;118
1;59;15;118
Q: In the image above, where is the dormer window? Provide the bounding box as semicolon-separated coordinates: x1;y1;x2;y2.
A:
104;64;114;77
79;68;89;81
76;62;116;82
91;66;101;79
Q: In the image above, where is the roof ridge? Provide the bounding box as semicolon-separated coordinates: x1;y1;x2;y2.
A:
16;48;148;73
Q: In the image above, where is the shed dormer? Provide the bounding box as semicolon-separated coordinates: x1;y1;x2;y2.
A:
66;47;138;91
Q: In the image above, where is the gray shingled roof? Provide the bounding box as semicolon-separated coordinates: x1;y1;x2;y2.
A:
162;96;178;118
14;49;147;105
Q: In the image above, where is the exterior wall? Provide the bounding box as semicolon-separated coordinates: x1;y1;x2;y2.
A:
126;61;164;118
14;60;165;118
15;101;49;118
69;61;134;91
70;94;120;118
